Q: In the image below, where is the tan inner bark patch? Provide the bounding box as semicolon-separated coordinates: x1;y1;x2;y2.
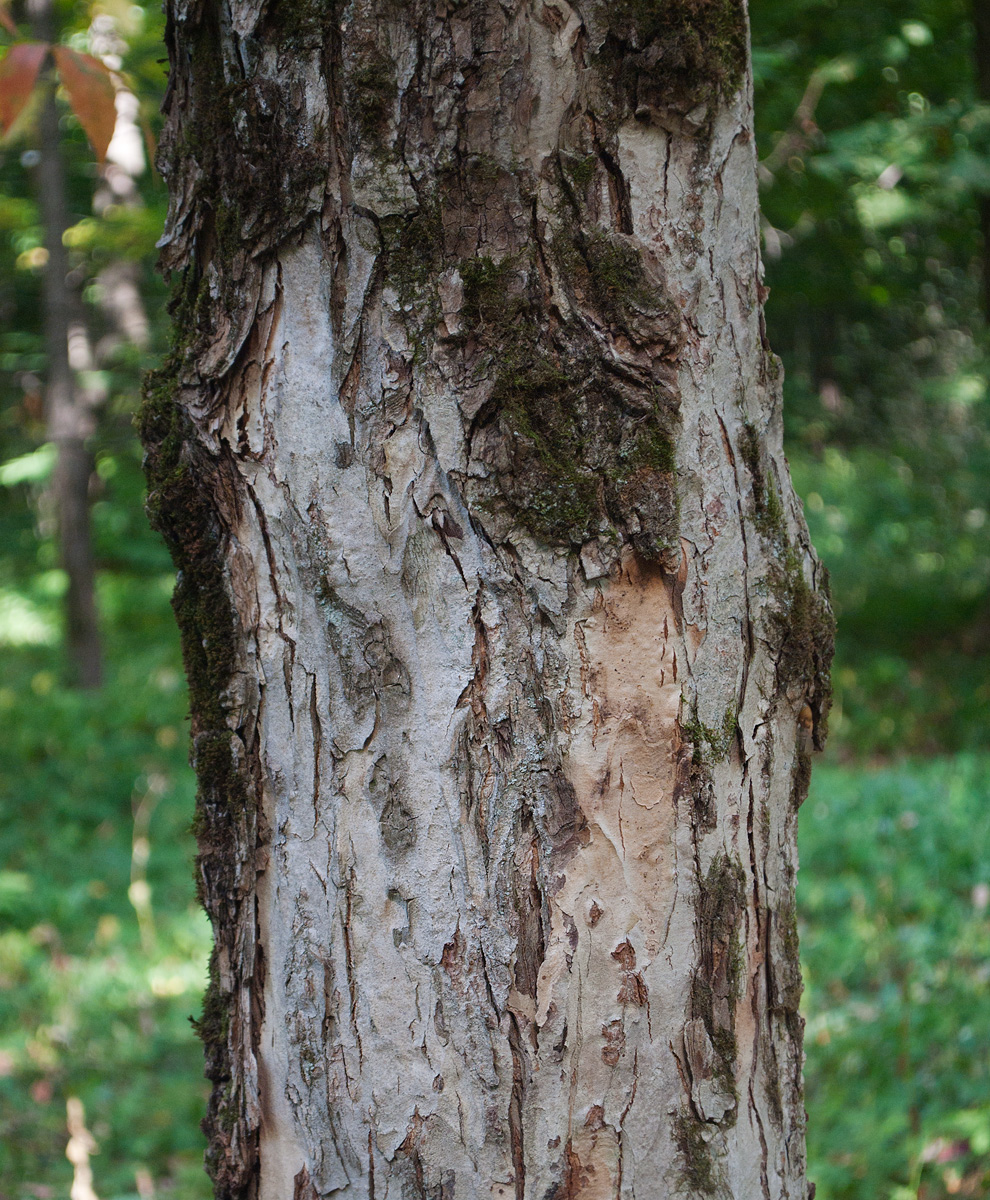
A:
565;1106;621;1200
535;554;683;1181
542;554;682;1009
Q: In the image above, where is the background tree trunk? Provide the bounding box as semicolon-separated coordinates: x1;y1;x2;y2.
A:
143;1;833;1197
972;0;990;318
28;0;103;689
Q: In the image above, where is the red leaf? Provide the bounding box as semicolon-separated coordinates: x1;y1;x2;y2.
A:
0;42;47;134
52;46;116;162
0;4;19;37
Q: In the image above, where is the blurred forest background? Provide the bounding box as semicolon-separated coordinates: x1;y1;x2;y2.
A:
1;0;989;1197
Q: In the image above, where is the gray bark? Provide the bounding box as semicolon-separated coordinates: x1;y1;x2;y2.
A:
144;2;833;1197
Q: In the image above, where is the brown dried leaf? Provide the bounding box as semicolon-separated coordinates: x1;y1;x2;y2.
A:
0;42;47;134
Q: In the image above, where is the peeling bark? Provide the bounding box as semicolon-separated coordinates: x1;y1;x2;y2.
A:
144;1;832;1197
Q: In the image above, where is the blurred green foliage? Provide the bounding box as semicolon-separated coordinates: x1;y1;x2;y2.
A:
0;2;209;1197
0;0;989;1198
0;598;210;1200
752;4;990;1192
752;0;990;756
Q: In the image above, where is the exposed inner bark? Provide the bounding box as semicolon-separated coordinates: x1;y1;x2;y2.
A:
144;1;832;1197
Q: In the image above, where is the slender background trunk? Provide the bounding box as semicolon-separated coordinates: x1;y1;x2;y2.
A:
29;0;102;689
143;2;833;1197
974;0;990;317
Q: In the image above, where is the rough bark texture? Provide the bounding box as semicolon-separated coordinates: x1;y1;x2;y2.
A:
143;1;833;1197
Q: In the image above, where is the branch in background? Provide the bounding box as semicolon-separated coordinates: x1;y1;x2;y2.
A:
66;1097;100;1200
759;56;857;183
972;0;990;316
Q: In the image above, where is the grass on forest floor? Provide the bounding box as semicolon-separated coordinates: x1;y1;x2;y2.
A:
801;756;990;1200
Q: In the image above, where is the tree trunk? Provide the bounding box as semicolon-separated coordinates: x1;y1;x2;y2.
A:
143;2;833;1197
973;0;990;318
29;0;103;689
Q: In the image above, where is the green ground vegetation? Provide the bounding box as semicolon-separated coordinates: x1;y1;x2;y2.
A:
753;0;990;758
0;574;211;1200
800;758;990;1200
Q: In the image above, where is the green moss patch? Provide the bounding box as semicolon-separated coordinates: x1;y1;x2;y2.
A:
561;152;598;190
348;47;399;143
683;703;737;765
460;247;679;552
672;1108;719;1194
773;890;803;1015
380;197;446;338
597;0;748;116
740;420;785;540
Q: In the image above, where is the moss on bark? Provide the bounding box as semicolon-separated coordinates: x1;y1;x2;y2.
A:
672;1108;720;1194
771;550;835;749
160;0;329;293
138;351;254;1198
348;47;399;142
737;416;834;748
773;891;803;1015
597;0;748;117
459;245;679;553
682;703;737;765
740;420;785;540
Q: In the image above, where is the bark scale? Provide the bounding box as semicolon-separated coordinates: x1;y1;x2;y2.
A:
143;2;833;1197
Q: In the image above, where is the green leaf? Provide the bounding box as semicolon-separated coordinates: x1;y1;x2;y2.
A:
0;443;55;486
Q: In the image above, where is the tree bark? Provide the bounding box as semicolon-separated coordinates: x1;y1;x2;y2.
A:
29;0;103;689
143;2;833;1197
